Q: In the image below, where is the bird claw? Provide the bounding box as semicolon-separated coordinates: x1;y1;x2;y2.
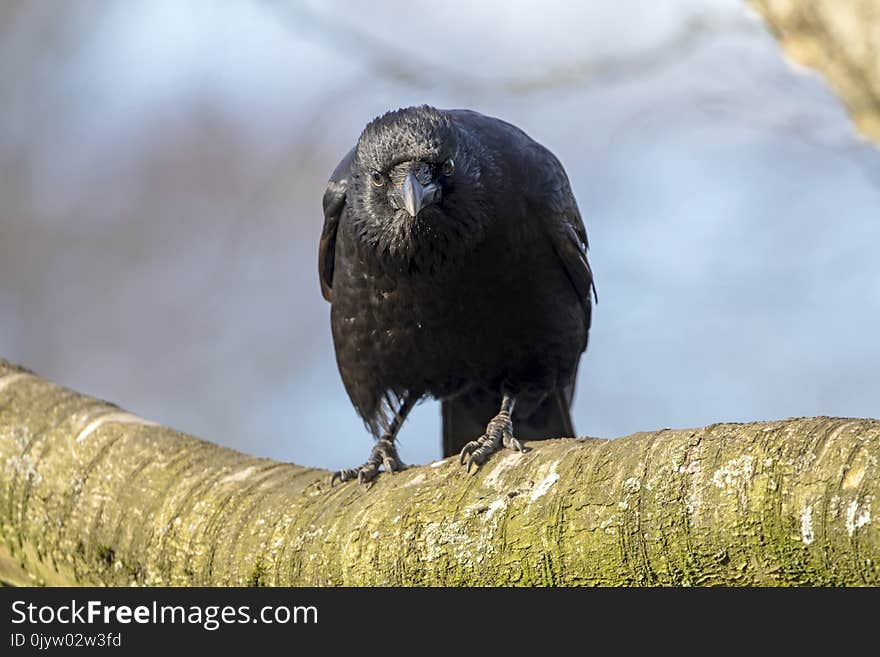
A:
458;411;522;473
330;468;357;486
330;438;405;486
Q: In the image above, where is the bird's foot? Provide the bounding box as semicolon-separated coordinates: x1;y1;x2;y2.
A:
330;438;405;485
459;410;524;473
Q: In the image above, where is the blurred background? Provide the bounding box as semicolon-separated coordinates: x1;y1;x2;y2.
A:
1;0;878;471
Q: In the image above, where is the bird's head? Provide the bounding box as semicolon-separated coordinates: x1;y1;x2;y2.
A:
349;105;493;272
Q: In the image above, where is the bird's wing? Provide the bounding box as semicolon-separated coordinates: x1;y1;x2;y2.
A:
319;147;356;302
525;144;596;405
527;141;598;311
449;109;596;311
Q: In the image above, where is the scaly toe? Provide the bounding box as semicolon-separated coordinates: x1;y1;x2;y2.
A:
330;468;357;486
357;465;380;485
383;455;405;474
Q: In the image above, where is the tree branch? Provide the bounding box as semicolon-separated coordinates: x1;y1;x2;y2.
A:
1;357;877;586
749;0;880;144
265;2;758;97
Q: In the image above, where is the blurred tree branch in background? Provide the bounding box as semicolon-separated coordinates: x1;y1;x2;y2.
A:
750;0;880;144
266;1;756;96
2;358;877;586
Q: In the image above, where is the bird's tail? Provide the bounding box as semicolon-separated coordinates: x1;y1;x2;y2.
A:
441;388;575;458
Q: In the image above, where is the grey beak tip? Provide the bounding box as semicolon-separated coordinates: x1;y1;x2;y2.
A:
402;172;423;218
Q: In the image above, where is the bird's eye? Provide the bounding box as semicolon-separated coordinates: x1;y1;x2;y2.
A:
441;158;455;176
370;171;385;187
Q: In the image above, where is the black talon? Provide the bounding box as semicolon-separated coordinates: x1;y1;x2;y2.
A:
504;434;524;452
459;441;478;465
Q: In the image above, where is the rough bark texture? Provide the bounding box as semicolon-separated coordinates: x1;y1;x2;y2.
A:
1;358;877;586
750;0;880;144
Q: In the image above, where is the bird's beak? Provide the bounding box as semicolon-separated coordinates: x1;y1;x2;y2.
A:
401;172;440;218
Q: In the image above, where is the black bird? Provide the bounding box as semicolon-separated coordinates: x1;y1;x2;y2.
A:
319;106;596;483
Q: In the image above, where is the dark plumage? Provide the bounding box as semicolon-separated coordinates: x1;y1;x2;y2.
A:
320;106;596;483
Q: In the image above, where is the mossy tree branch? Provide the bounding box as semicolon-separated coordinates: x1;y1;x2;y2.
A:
0;358;877;586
